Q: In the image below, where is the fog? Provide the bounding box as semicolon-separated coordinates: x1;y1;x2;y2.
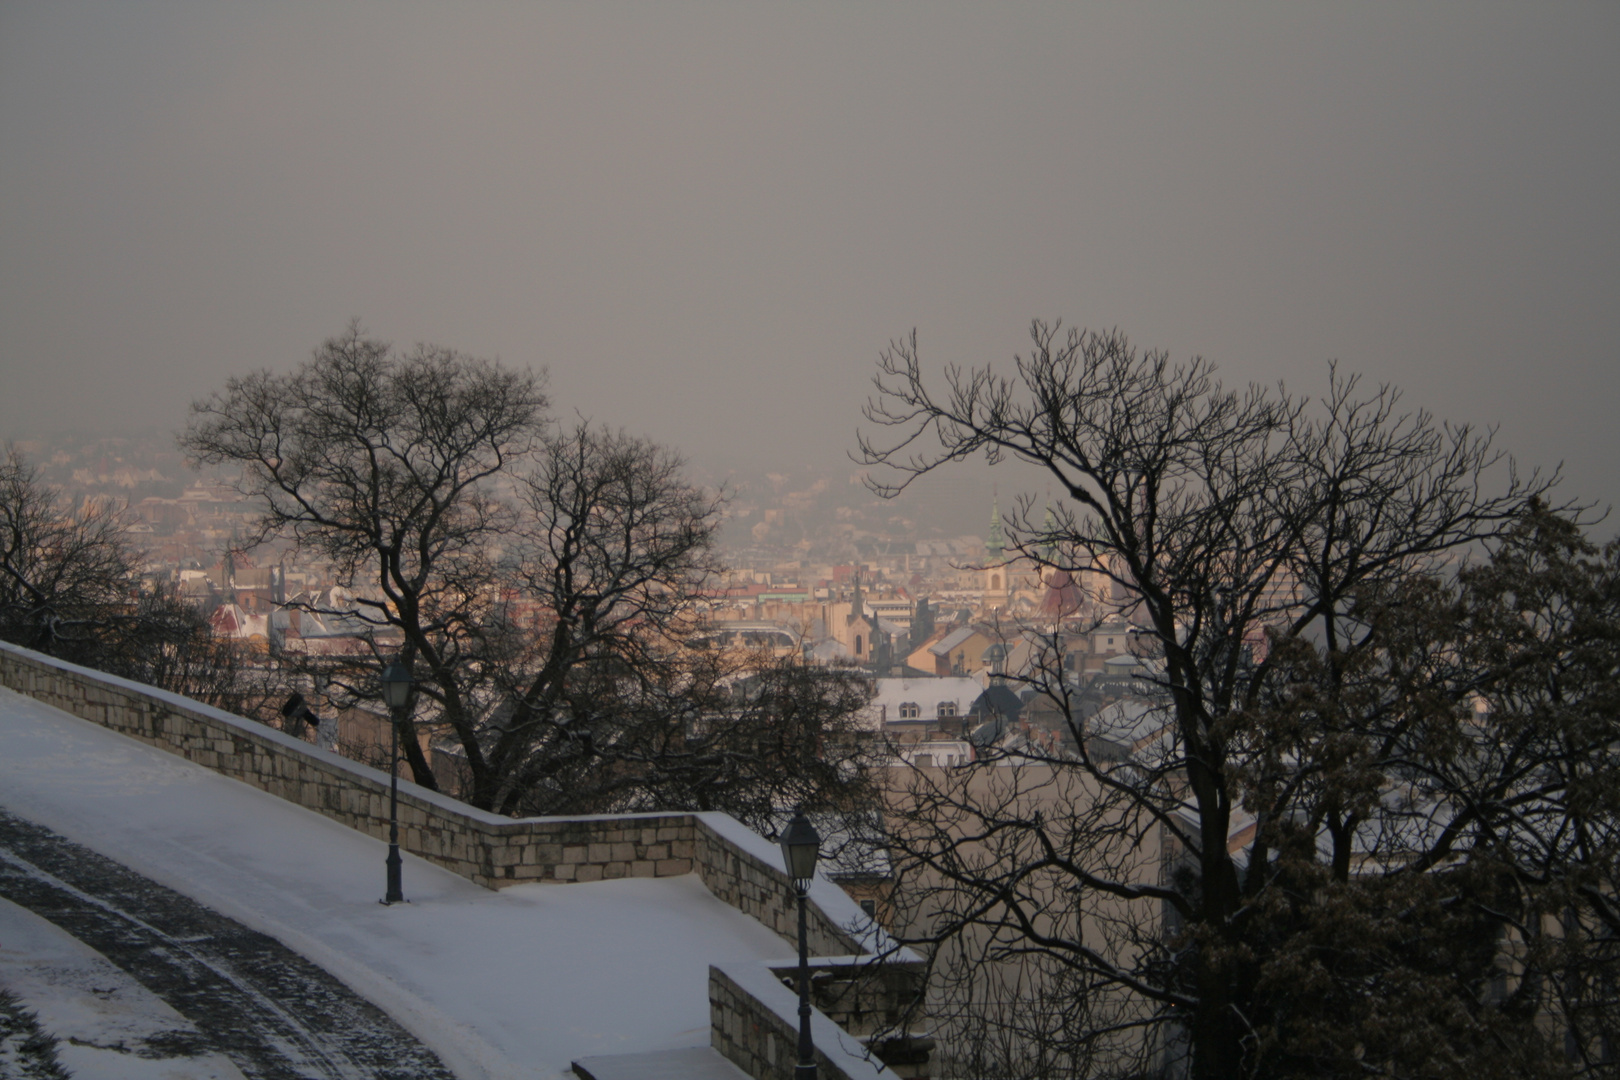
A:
2;4;1616;518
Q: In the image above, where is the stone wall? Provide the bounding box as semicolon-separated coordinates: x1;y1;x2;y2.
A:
710;964;882;1080
710;957;931;1080
0;641;861;955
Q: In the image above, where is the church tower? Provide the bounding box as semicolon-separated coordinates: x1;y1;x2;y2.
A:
983;495;1010;608
986;496;1005;564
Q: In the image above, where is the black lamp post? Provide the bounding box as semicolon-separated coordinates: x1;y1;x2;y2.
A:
379;660;412;905
780;810;822;1079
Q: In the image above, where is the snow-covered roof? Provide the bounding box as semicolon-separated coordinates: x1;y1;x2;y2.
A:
861;675;984;728
208;603;268;640
871;615;907;638
927;625;980;656
1089;698;1175;753
807;637;851;663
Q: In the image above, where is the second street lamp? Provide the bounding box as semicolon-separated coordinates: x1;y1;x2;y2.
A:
780;810;822;1080
379;660;413;905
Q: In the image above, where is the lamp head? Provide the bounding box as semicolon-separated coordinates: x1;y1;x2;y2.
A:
780;810;821;892
380;661;413;710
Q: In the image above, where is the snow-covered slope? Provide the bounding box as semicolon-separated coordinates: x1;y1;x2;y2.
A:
0;687;796;1080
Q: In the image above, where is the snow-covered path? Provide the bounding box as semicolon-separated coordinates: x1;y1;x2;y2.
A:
1;892;249;1080
0;808;456;1079
0;687;795;1080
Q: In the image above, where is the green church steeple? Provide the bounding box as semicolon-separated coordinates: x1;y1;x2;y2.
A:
987;495;1005;564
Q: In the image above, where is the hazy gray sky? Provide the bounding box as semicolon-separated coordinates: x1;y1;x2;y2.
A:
3;4;1617;511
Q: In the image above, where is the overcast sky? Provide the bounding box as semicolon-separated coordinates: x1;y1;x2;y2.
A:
2;4;1617;515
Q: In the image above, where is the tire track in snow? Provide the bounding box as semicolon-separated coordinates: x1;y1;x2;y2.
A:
0;808;457;1080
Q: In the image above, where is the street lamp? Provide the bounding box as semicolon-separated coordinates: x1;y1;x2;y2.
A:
379;660;413;905
780;810;822;1079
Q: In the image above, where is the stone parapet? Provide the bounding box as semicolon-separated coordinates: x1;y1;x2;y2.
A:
710;963;885;1080
693;817;867;957
709;956;933;1080
0;641;863;956
0;641;927;1080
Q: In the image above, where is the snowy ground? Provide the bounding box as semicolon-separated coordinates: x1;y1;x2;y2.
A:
0;896;246;1080
0;687;797;1080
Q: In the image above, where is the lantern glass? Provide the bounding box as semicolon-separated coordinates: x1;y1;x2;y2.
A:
779;811;821;889
380;662;413;710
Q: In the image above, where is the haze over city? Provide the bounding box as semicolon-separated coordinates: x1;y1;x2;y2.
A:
2;3;1617;527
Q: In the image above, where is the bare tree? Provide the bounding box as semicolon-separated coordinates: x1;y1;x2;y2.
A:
0;445;141;659
116;581;291;716
0;445;273;710
881;761;1167;1079
492;644;879;830
471;423;724;812
181;324;549;793
467;424;880;826
184;330;878;828
859;322;1599;1078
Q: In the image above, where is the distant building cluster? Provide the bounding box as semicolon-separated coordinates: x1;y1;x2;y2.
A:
27;434;1286;796
701;493;1241;773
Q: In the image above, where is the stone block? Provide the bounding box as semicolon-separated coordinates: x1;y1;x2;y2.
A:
575;864;604;883
655;858;691;876
630;860;656;878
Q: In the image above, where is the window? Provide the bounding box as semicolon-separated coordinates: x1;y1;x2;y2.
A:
860;899;877;917
937;701;958;718
899;702;920;719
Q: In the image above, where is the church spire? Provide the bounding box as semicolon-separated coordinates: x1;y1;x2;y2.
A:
987;493;1005;564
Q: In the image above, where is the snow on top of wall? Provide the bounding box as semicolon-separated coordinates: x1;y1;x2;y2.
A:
0;684;868;1080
